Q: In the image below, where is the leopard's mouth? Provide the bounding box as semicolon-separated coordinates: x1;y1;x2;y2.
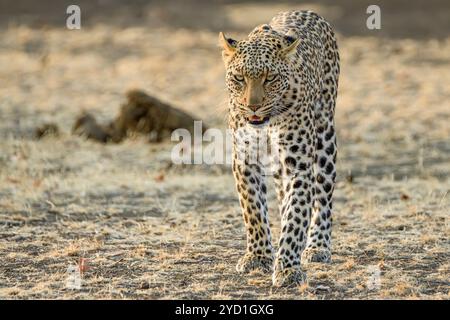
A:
247;115;270;126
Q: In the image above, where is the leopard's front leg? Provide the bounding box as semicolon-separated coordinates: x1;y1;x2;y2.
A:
271;125;315;287
232;129;274;274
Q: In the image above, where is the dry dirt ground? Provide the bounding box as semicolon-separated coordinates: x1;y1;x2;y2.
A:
0;1;449;299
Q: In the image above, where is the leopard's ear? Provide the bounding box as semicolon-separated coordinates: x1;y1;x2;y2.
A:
280;37;300;58
219;32;237;65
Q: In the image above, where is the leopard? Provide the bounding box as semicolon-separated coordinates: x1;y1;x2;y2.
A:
219;10;339;287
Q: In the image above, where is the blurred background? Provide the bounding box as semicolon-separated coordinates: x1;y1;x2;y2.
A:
0;0;448;299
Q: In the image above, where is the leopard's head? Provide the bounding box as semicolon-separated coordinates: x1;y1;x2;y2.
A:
219;25;300;126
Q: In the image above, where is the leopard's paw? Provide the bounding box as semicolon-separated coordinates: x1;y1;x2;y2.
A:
301;247;331;264
236;253;273;274
272;266;307;287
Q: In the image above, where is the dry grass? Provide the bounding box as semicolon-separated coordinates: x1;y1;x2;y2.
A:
0;1;449;299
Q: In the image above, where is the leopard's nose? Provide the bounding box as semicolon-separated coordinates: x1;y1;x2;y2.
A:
248;105;262;112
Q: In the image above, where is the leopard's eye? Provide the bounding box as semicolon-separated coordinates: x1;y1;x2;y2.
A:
265;74;278;83
233;74;245;82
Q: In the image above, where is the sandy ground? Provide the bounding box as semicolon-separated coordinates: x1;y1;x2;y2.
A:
0;1;449;299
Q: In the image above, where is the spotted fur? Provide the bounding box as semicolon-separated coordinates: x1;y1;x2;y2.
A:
220;11;340;287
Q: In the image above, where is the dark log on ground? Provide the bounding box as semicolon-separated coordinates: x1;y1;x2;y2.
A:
71;89;205;143
72;113;112;143
35;123;60;139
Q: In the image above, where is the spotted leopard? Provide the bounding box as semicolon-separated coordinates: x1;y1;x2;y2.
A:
219;10;339;287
